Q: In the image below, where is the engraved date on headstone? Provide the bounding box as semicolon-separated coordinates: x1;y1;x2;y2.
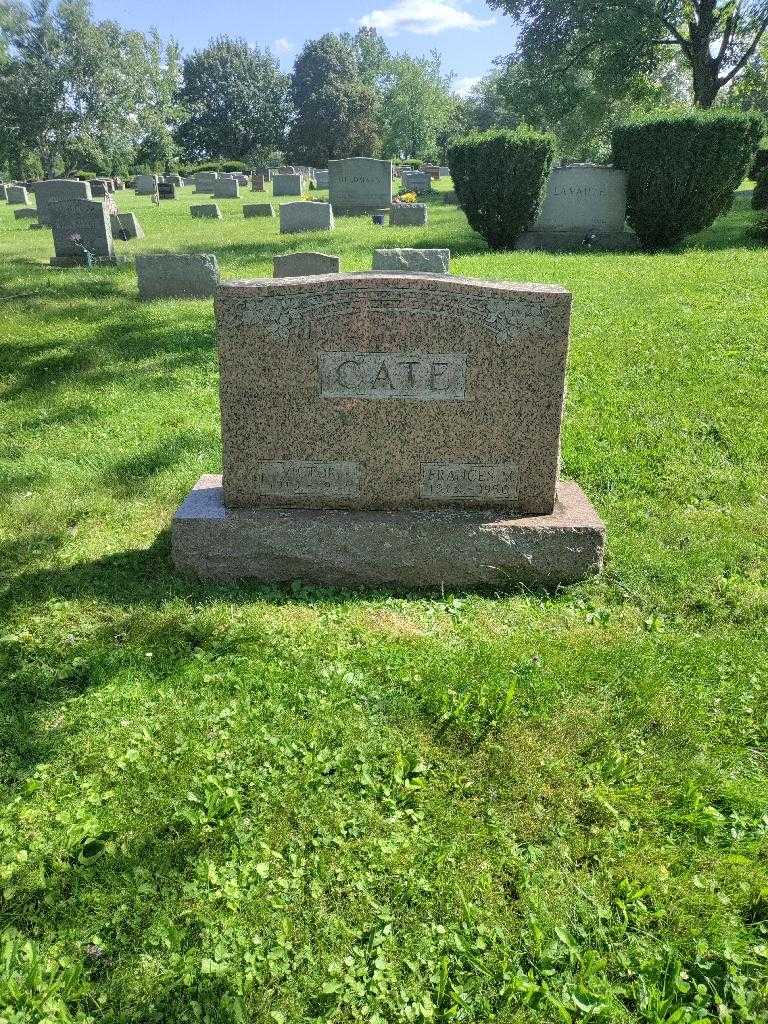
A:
256;460;360;497
421;462;518;500
319;351;467;400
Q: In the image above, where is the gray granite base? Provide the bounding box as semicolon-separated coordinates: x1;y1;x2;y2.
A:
333;204;391;217
516;229;639;252
172;475;605;588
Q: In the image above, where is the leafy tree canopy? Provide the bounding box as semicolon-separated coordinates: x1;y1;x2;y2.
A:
486;0;768;108
177;36;291;162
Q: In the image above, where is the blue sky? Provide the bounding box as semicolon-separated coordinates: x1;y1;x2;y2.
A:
89;0;519;97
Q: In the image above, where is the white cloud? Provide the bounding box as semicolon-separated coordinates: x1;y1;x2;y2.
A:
359;0;495;36
454;75;482;98
273;37;292;54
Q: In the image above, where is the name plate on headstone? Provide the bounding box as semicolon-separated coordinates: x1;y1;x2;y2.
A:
421;463;518;500
318;351;466;400
256;460;360;497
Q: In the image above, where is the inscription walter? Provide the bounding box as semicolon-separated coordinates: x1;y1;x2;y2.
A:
319;351;467;400
256;460;360;497
421;462;518;500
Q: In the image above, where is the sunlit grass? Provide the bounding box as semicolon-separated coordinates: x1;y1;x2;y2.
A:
0;182;767;1023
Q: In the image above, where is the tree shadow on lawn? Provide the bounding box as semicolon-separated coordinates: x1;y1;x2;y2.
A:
2;524;571;624
101;432;219;497
3;306;215;399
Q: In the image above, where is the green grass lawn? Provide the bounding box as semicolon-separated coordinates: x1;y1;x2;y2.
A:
1;181;767;1023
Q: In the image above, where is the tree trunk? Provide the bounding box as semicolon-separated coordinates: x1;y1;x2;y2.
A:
689;0;721;108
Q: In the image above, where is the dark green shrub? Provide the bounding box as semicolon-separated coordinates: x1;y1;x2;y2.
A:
750;147;768;180
447;127;556;250
752;167;768;211
612;109;764;250
69;170;95;181
184;160;249;174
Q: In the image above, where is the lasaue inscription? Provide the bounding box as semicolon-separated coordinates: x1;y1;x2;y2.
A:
319;351;466;400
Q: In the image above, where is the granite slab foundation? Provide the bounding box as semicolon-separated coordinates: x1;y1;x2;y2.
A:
516;228;639;252
172;475;604;587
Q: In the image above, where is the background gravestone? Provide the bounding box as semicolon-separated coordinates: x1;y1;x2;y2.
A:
373;249;449;274
517;164;638;251
243;204;274;218
135;174;158;195
110;212;144;239
136;253;220;299
14;208;37;220
279;201;334;234
273;252;341;277
191;204;222;219
314;170;329;188
194;172;219;194
213;178;239;198
390;203;427;226
6;185;30;205
273;174;303;197
402;170;431;195
328;157;392;215
157;182;177;200
49;198;115;265
36;180;92;226
251;173;265;191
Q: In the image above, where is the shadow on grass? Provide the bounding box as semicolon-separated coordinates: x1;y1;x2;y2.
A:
1;524;570;623
3;302;215;399
101;431;218;496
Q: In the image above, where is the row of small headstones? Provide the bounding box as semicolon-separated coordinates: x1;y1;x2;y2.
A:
134;249;452;300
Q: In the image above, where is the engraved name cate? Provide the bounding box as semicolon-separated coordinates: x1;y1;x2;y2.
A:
319;351;467;400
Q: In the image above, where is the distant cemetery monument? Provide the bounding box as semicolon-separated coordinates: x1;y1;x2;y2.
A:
49;198;117;266
372;248;449;274
273;173;303;197
390;203;427;226
328;157;392;215
279;201;334;234
35;179;92;225
273;252;340;277
517;164;638;251
172;273;605;587
136;253;220;300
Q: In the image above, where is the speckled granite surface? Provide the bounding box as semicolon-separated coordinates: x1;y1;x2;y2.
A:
215;273;571;514
171;475;605;587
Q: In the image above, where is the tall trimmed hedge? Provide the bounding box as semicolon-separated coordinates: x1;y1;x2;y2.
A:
612;109;764;250
448;128;555;250
750;146;768;180
753;168;768;211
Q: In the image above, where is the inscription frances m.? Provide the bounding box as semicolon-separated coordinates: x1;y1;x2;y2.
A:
319;350;467;400
421;463;519;500
256;460;360;498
